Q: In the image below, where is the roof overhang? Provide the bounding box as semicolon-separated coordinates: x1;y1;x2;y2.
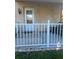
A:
16;0;63;3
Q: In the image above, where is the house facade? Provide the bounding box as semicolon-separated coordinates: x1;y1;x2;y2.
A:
15;0;63;23
15;0;63;51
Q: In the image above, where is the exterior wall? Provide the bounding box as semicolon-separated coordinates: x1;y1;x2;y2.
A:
15;1;62;23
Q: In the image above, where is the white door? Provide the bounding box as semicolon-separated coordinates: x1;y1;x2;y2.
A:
25;8;34;24
25;8;34;31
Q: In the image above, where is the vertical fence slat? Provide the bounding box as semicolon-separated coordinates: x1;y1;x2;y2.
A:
17;25;19;45
25;24;26;45
54;24;55;44
16;25;18;45
32;24;33;44
22;24;25;45
44;24;45;44
57;25;58;43
41;24;42;44
28;24;30;45
38;24;39;44
60;24;61;43
34;24;35;44
50;25;52;44
19;24;21;45
35;24;36;44
52;25;54;44
21;24;22;45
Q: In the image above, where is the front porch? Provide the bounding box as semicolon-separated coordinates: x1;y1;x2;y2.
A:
15;20;63;51
15;0;63;51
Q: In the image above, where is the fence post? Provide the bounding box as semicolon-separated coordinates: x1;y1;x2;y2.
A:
47;20;50;47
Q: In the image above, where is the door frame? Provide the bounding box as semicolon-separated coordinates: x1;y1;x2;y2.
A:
24;8;34;24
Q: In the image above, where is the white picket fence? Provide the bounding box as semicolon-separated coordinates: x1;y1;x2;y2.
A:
15;20;63;51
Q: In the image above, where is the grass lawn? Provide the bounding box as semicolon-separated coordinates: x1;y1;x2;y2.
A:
15;49;63;59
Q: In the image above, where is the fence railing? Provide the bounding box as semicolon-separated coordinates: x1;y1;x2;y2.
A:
15;20;63;49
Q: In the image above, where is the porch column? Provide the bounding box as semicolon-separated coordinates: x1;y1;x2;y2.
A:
47;20;50;47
